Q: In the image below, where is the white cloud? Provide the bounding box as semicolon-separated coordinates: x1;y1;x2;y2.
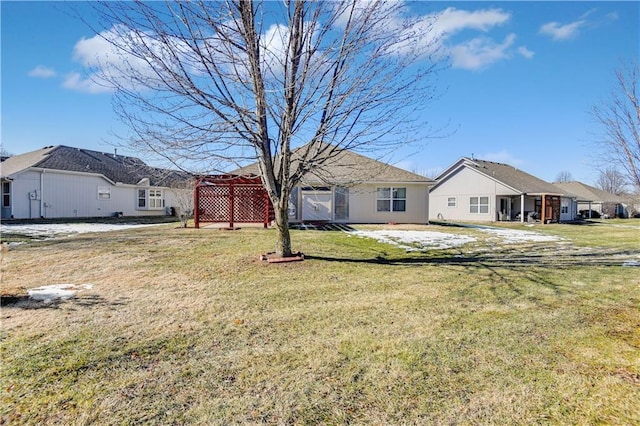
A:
62;72;113;94
477;150;523;166
451;33;516;70
429;7;532;70
539;20;586;41
64;24;197;94
435;7;510;36
28;65;57;78
517;46;535;59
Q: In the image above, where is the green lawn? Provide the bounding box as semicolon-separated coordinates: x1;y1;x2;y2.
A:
1;221;639;424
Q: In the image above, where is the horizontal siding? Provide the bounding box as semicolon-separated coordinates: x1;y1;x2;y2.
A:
8;169;177;219
348;184;429;224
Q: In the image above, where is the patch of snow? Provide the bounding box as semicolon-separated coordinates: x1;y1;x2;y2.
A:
1;223;159;238
475;228;561;243
623;260;640;267
349;226;562;251
349;230;477;250
28;284;93;303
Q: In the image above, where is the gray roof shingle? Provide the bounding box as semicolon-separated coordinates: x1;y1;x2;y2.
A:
553;181;627;203
232;145;432;185
1;145;187;186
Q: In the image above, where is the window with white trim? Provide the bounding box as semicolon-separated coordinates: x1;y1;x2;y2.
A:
2;182;10;208
377;187;406;212
137;188;165;210
470;196;489;214
447;197;457;207
138;189;147;208
97;186;111;200
149;189;163;208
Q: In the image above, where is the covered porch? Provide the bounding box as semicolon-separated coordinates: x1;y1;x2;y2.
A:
495;193;563;224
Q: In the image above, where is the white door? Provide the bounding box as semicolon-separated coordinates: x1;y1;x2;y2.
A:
302;191;332;221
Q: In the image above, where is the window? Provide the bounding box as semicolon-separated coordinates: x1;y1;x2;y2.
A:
2;182;10;207
137;188;164;210
149;189;163;208
288;187;299;220
470;196;489;214
334;187;349;220
561;206;569;214
138;189;147;208
377;187;406;212
447;197;457;207
97;187;111;200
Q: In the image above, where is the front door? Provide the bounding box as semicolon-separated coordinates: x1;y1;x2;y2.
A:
301;190;332;221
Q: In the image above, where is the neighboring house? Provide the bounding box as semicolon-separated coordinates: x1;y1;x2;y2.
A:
553;181;630;218
0;145;188;219
203;147;433;225
429;157;578;223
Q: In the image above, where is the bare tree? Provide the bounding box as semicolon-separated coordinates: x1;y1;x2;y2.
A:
555;170;573;183
167;178;196;228
592;60;640;192
0;148;13;160
85;1;443;256
596;167;627;195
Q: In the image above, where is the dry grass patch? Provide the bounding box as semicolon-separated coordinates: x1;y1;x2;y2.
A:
1;223;639;424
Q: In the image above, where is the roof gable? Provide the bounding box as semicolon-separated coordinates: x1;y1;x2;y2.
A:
232;145;432;185
433;157;563;195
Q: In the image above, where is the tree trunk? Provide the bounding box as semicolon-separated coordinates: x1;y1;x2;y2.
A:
273;198;293;257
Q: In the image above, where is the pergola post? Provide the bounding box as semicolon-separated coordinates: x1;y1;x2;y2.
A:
194;179;200;228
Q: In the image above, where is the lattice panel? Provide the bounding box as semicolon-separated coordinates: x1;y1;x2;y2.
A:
233;186;268;222
197;186;231;222
195;178;274;227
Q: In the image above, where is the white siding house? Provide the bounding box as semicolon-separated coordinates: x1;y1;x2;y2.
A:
231;146;432;225
1;145;188;220
430;157;578;223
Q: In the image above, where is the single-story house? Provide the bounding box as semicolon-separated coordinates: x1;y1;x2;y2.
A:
553;181;630;218
200;147;433;226
1;145;189;219
429;157;579;223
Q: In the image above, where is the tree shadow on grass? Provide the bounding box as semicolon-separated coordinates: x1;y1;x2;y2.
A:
0;294;129;310
304;248;639;268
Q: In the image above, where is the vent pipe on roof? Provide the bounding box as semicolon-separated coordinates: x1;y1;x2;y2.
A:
114;148;118;158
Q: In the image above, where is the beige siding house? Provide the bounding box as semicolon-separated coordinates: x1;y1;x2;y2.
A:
233;147;433;224
430;157;578;223
553;181;631;218
1;145;188;219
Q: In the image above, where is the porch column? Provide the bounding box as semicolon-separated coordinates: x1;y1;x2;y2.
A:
520;194;525;223
541;194;547;224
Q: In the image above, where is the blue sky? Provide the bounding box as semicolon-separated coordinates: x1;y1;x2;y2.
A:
2;1;638;185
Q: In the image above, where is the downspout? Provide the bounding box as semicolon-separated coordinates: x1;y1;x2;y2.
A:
40;169;45;218
426;186;430;225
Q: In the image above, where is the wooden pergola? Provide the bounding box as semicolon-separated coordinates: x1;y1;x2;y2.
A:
194;175;274;229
